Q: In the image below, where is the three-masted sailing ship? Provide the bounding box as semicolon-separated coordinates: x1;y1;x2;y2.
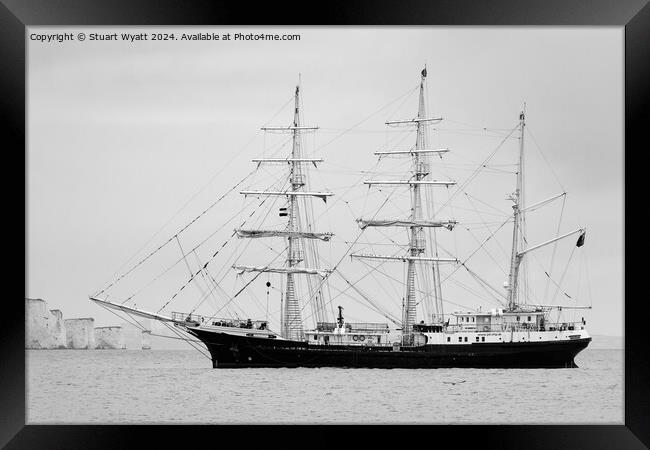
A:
91;68;591;368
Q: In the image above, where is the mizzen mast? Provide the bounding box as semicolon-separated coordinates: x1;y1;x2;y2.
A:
506;109;526;311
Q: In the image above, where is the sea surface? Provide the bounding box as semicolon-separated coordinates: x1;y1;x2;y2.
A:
26;348;623;424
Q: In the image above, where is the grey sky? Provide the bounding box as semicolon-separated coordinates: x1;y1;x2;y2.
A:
27;27;623;336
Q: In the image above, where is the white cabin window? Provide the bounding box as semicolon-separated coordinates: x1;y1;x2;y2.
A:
464;337;468;342
472;317;475;322
458;337;462;342
517;316;520;321
527;316;531;321
447;337;450;342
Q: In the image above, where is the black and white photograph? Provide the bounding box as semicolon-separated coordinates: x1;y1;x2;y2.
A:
18;18;635;433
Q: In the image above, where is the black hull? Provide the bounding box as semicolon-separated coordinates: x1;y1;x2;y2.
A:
188;328;591;369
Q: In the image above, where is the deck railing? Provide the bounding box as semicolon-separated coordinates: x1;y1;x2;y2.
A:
445;321;585;333
171;312;268;330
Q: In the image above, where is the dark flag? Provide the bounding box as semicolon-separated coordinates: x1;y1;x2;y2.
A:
576;232;585;247
421;67;427;77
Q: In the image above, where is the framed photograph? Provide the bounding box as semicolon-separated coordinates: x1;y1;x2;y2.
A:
5;0;647;448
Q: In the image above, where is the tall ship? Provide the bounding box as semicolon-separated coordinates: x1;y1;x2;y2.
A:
91;68;591;368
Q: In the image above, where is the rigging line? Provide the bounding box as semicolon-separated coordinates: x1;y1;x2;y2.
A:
313;84;420;155
176;236;212;301
441;213;513;284
430;273;503;310
442;118;514;133
543;194;566;299
464;194;510;264
161;321;211;360
330;271;401;325
461;264;508;305
463;226;508;276
98;166;259;299
262;95;296;127
582;248;594;308
435;125;519;217
358;257;404;306
147;332;202;343
527;247;574;301
156;175;288;313
121;195;265;304
312;157;383;225
96;137;266;296
204;250;287;323
526;126;566;192
193;250;228;312
440;271;505;308
550;245;578;304
464;191;510;216
299;238;405;325
97;302;148;333
182;192;282;315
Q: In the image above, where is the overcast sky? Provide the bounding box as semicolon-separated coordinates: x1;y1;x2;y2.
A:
27;26;623;337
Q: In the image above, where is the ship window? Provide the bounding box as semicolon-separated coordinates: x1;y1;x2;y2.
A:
481;337;485;342
472;317;475;322
476;336;479;342
313;335;318;340
447;337;450;342
377;337;381;344
516;316;520;321
464;337;468;342
527;316;531;321
458;337;462;342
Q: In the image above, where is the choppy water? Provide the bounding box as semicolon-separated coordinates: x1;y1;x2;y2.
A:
26;348;623;424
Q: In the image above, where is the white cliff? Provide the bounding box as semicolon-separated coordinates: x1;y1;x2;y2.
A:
141;330;151;350
26;298;54;349
65;318;95;349
25;298;67;349
94;326;126;349
49;310;67;348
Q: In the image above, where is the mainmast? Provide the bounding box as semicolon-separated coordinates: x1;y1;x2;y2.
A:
235;81;333;341
352;68;459;344
506;109;526;310
404;68;429;337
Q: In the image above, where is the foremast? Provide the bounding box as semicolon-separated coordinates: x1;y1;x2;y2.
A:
353;68;459;344
235;82;333;341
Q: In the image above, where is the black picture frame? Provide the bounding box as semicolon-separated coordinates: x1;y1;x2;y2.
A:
4;0;647;448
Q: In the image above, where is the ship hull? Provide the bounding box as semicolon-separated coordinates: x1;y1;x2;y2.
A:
188;328;591;369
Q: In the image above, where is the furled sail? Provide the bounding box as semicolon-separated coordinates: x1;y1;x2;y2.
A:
232;265;333;277
235;229;333;241
356;219;457;230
